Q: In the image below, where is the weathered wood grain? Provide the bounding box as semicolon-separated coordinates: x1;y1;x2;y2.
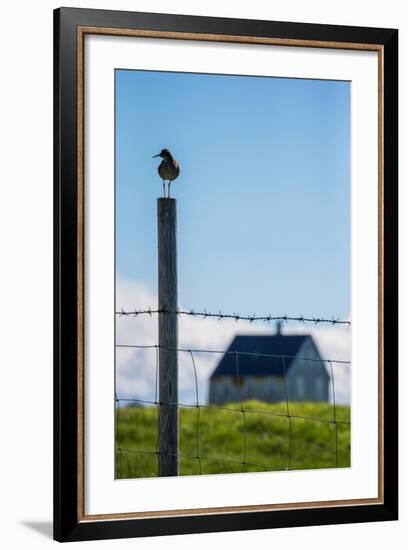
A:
157;198;179;476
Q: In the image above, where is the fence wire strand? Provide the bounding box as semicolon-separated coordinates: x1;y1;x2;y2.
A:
154;346;160;457
116;343;350;365
328;360;339;467
281;355;292;470
189;350;202;474
116;448;279;472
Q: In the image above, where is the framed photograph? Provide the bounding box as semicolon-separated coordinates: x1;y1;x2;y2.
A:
54;7;398;542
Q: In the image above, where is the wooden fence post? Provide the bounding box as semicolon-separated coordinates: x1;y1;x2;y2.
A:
157;198;179;476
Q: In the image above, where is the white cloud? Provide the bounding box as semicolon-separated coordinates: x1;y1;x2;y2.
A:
116;278;350;406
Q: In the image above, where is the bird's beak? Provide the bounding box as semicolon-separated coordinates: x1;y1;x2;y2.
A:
152;153;160;158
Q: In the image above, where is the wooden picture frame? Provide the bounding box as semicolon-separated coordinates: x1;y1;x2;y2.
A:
54;7;398;542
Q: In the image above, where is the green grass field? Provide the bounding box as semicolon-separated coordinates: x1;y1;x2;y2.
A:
115;400;350;479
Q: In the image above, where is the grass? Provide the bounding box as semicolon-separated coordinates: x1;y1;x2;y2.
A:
115;400;350;479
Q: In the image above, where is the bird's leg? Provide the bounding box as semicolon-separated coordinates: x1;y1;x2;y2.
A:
162;180;165;198
168;180;171;199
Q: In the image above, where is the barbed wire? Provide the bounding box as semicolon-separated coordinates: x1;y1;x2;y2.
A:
115;345;350;479
116;307;351;326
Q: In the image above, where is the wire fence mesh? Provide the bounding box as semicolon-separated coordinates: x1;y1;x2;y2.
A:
115;334;351;478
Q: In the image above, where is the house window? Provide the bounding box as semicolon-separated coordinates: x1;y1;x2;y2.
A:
232;375;244;386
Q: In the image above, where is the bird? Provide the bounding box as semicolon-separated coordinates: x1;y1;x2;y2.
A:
153;149;180;198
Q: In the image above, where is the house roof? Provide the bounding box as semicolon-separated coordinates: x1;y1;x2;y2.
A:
211;334;320;378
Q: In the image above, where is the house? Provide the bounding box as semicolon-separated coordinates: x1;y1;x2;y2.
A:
209;328;329;405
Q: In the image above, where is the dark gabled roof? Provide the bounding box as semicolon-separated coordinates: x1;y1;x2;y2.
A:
211;334;319;378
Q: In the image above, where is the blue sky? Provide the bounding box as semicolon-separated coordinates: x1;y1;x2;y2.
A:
115;69;350;320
